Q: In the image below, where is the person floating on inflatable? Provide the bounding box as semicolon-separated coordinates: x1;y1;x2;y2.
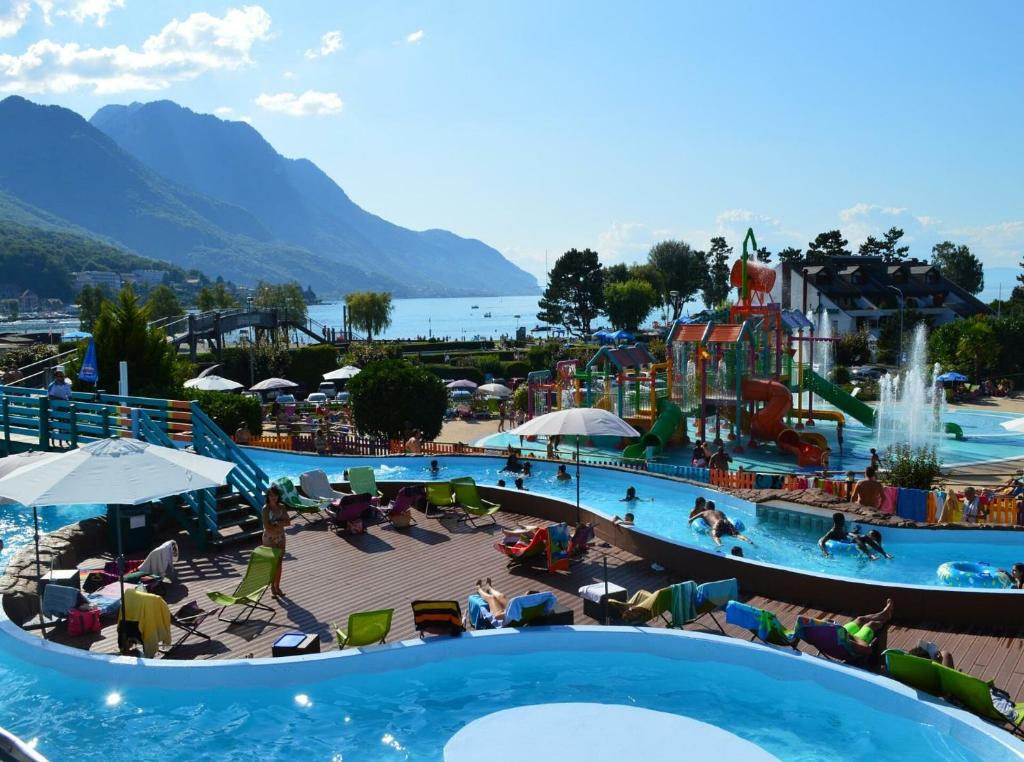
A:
688;501;752;547
818;513;892;560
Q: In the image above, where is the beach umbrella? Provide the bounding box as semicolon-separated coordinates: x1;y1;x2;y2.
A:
510;408;640;523
184;374;244;392
61;330;92;341
477;383;512;398
611;330;634;342
250;377;298;391
1000;417;1024;433
323;366;361;381
936;372;968;383
198;364;222;378
0;438;235;622
446;379;478;390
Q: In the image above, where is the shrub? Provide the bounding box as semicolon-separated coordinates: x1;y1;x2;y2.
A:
882;444;941;490
833;365;851;385
190;390;263;437
288;344;339;390
348;360;447;440
472;354;504;378
835;332;871;366
527;342;558;372
422;364;485;385
512;383;528;412
344;341;403;367
503;360;530;379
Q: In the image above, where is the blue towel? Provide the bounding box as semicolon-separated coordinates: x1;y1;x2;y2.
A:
669;581;696;627
695;578;739;609
467;594;496;629
84;593;120;616
41;583;80;618
504;592;556;625
754;474;773;489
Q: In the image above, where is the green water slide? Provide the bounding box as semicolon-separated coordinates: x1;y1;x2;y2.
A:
622;399;684;460
802;369;877;428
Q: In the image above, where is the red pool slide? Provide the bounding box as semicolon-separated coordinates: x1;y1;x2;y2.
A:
740;378;825;467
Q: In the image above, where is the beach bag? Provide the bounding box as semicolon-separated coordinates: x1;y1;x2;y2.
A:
390;511;411;529
346;518;365;534
67;607;101;636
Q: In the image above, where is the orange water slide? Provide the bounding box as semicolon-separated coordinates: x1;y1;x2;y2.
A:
740;378;825;467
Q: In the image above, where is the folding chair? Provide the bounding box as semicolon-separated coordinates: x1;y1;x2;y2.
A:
163;600;213;657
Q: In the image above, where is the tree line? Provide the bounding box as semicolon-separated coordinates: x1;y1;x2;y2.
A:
537;227;993;336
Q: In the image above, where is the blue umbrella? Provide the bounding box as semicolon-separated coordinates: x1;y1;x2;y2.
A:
611;330;634;341
62;330;92;340
79;338;99;384
937;372;968;382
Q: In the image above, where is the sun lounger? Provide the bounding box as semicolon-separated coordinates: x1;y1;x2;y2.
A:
568;522;596;559
334;608;394;649
40;583;80;623
411;599;464;636
300;469;348;502
206;545;281;624
326;493;373;534
884;649;943;695
495;527;548;566
163;600;213;657
545;522;571;572
347;466;383;504
607;582;695;626
725;601;797;648
691;578;738;633
425;481;456;518
468;591;558;629
274;476;327;521
120;588;171;657
796;615;886;668
378;485;422;528
451;477;500;526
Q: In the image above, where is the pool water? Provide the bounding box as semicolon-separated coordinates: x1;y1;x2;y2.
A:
0;502;103;572
249;451;1024;589
0;641;1006;761
478;406;1024;475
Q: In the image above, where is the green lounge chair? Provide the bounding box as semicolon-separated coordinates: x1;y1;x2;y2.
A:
347;467;384;503
334;608;394;649
884;649;943;695
207;545;282;623
425;481;456;518
273;476;326;521
451;476;500;526
938;663;1024;733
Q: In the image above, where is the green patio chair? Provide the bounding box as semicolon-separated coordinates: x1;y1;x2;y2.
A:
273;476;326;521
207;545;282;623
347;467;383;503
425;481;456;518
334;608;394;649
451;476;500;526
884;649;942;695
938;663;1024;733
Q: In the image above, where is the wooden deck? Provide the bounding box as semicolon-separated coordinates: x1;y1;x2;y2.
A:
37;507;1024;700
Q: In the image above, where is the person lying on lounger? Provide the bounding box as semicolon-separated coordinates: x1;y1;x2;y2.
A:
501;525;541;545
476;578;508;619
842;598;894;655
688;502;753;546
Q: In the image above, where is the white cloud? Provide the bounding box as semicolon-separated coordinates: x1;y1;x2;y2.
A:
282;69;293;78
406;29;423;44
255;89;342;116
237;114;252;124
36;0;125;27
214;106;233;115
0;5;272;94
304;29;342;59
0;2;31;38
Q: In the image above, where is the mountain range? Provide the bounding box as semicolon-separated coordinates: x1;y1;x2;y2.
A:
0;97;537;298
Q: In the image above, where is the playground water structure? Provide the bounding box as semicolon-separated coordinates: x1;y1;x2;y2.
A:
248;451;1024;589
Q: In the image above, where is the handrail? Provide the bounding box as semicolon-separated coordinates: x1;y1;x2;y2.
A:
0;726;48;762
189;403;268;511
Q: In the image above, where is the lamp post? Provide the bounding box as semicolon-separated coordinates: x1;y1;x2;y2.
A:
888;285;904;371
668;290;679;322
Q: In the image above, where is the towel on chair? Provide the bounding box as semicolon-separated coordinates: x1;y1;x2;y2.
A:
41;584;80;618
695;578;738;609
669;581;696;627
137;540;178;580
504;592;556;625
467;594;497;629
122;588;171;657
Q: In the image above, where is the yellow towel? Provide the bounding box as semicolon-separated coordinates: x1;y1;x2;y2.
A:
123;588;171;658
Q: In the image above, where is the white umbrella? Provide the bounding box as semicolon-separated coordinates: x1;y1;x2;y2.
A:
1000;417;1024;433
477;383;513;398
323;366;361;381
250;377;298;392
447;379;478;390
184;374;244;392
509;408;640;522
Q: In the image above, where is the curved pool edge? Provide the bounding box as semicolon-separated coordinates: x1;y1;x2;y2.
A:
1;616;1021;760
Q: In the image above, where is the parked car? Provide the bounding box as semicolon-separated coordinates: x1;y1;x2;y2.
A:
317;381;338;399
850;366;884;381
275;393;296;404
306;392;328;404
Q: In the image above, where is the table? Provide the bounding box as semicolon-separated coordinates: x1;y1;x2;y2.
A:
579;582;627;621
271;632;321;657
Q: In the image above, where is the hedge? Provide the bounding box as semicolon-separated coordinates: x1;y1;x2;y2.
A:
422;364;485;385
190;390;263;436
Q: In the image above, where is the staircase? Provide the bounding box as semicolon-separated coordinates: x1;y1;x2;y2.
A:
137;405;269;549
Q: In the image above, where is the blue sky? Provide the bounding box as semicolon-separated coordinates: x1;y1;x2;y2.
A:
1;1;1022;295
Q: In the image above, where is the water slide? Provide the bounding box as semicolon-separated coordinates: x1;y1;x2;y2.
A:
802;368;877;428
622;400;684;460
740;378;826;467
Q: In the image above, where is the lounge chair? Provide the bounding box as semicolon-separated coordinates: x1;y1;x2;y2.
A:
568;522;596;559
326;493;373;534
273;476;327;521
120;588;171;658
691;578;738;633
411;599;464;636
334;608;394;649
607;582;695;626
300;469;347;502
347;466;383;504
377;485;423;529
163;600;213;657
206;545;281;624
938;662;1024;734
425;481;456;518
796;615;885;668
468;591;558;629
495;527;548;567
725;601;797;648
883;649;942;694
451;477;500;526
545;522;571;572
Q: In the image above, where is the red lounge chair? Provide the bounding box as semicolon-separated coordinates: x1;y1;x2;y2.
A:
495;527;549;567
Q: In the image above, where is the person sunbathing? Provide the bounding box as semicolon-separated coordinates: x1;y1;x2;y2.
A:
476;578;509;619
688;503;752;546
502;524;541;545
843;598;894;655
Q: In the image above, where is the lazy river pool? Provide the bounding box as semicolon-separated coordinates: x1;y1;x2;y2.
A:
249;451;1024;590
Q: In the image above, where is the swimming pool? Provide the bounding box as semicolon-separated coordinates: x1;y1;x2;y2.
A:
1;620;1020;761
0;502;103;572
248;451;1024;590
